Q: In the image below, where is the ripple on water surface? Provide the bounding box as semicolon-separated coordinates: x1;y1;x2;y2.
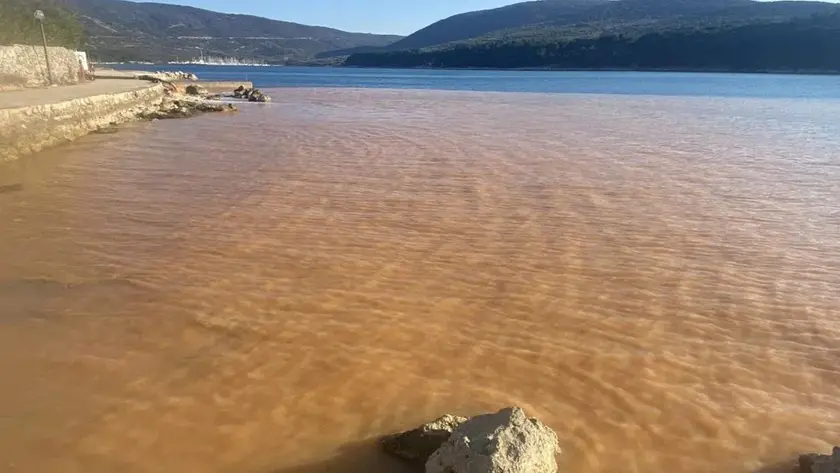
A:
1;88;840;473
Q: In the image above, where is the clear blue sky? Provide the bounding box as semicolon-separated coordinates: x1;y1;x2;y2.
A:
136;0;840;36
135;0;519;35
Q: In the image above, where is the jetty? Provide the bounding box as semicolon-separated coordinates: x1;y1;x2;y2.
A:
93;68;252;94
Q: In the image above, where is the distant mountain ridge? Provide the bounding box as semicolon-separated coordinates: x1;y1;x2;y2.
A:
388;0;608;51
345;0;840;73
346;11;840;72
337;0;839;55
344;0;840;71
58;0;402;63
49;0;840;68
316;0;609;59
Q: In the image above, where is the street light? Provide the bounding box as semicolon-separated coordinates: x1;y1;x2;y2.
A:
34;10;53;85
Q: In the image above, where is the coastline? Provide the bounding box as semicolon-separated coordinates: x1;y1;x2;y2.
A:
0;81;165;162
107;61;840;76
341;64;840;76
0;74;254;162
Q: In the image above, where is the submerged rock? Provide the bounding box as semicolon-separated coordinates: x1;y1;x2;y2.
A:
800;447;840;473
426;407;560;473
232;86;271;102
195;102;237;113
382;414;467;465
136;74;163;83
138;96;237;120
185;84;208;96
93;125;119;134
249;89;271;102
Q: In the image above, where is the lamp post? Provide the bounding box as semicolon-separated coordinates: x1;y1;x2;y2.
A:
34;10;53;85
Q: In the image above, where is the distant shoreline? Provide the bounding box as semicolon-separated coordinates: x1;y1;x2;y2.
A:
101;61;840;77
341;64;840;76
98;62;276;68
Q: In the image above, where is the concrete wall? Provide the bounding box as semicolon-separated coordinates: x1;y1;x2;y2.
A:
0;44;85;89
0;83;165;161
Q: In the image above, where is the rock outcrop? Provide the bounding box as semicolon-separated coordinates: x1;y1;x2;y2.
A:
382;414;467;465
233;86;271;102
382;407;560;473
138;71;198;82
185;84;208;96
249;89;271;102
800;447;840;473
138;95;237;120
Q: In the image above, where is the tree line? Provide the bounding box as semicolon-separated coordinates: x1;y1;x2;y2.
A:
345;14;840;72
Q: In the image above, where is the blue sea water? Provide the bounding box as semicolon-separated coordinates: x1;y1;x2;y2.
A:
111;64;840;99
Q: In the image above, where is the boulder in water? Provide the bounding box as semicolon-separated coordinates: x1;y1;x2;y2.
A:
185;84;208;96
382;414;467;465
195;102;238;113
249;90;271;102
93;125;119;134
800;448;840;473
426;407;560;473
138;96;236;120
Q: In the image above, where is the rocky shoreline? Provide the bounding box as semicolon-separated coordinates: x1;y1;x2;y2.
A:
382;407;838;473
136;89;237;121
0;70;266;161
137;70;199;82
117;72;273;122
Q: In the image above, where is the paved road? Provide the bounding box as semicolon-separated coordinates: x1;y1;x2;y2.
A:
0;80;154;110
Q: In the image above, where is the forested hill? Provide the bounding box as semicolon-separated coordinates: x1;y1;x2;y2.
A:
345;12;840;72
369;0;838;54
55;0;401;63
387;0;608;51
0;0;85;49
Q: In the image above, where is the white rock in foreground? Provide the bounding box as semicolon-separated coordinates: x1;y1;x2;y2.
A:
425;407;560;473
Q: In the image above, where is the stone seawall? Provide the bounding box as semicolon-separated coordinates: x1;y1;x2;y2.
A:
0;44;84;89
0;83;165;161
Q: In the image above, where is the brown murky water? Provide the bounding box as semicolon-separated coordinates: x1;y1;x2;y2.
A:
2;88;840;473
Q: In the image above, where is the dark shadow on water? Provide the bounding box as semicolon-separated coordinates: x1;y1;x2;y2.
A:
268;438;417;473
268;446;801;473
0;183;23;194
752;459;798;473
0;277;154;321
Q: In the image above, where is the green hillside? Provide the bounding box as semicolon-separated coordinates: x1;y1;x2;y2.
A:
345;11;840;73
387;0;608;51
56;0;401;63
0;0;85;49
